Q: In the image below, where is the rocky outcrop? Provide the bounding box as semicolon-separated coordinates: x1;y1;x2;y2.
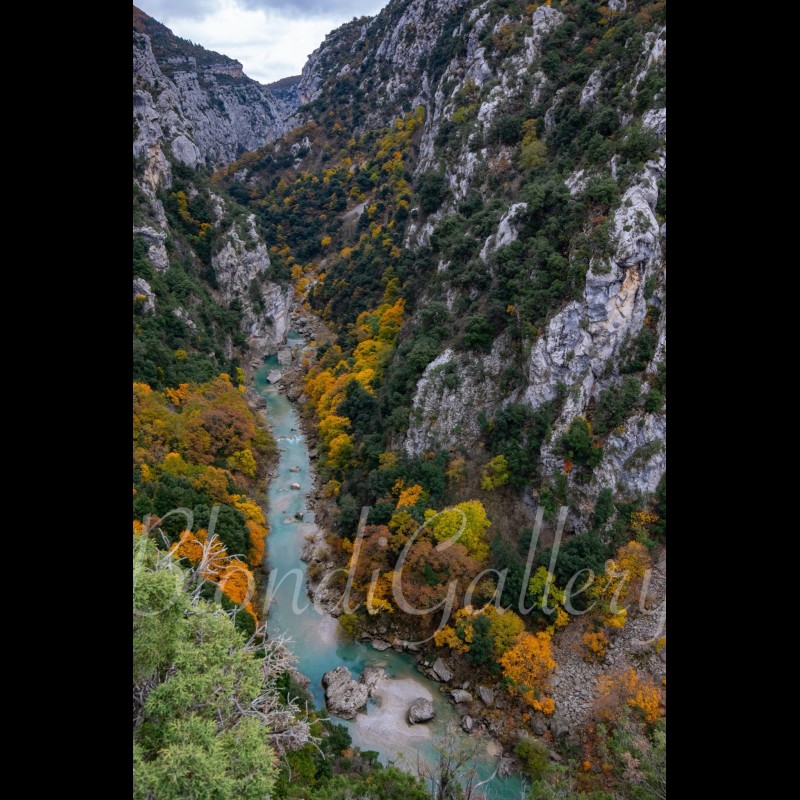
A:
322;667;369;720
132;226;169;271
408;697;436;724
405;154;666;520
479;203;527;263
210;213;292;360
133;278;156;314
402;332;518;457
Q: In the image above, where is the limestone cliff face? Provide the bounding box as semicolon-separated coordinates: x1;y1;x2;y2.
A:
133;9;295;174
371;3;668;523
283;1;667;525
209;209;292;361
132;7;297;362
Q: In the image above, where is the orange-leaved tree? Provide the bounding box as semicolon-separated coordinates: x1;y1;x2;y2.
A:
499;631;557;714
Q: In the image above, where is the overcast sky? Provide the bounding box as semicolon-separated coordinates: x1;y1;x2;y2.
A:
136;0;387;84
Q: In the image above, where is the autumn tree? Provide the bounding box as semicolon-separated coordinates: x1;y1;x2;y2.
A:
499;631;557;714
592;541;652;630
528;566;570;631
481;454;510;490
488;608;525;658
596;668;661;725
424;500;491;561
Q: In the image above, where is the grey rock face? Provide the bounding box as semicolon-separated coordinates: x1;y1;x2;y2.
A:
322;667;369;719
450;689;473;704
461;714;474;733
431;657;454;683
408;697;436;724
133;278;156;314
277;347;293;366
479;202;528;263
579;69;603;111
133;29;294;171
171;134;200;168
550;711;571;740
371;639;392;651
210;216;292;360
133;226;169;271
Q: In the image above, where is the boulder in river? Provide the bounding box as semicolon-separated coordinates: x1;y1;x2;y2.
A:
358;666;385;696
277;347;292;366
432;657;453;683
267;369;283;384
461;714;474;733
290;483;301;490
408;697;436;724
371;639;391;651
295;511;304;520
322;667;369;720
450;690;473;704
289;465;300;473
498;757;515;778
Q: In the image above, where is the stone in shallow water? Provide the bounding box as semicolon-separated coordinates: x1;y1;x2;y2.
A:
371;639;392;651
322;666;369;720
408;697;436;724
359;666;385;695
290;482;301;490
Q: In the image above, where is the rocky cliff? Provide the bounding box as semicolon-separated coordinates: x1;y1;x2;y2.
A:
132;6;295;376
286;0;667;527
133;6;295;172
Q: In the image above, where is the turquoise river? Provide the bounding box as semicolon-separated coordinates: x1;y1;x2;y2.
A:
254;343;522;800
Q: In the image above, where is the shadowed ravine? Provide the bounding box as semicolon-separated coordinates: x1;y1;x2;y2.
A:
254;343;522;799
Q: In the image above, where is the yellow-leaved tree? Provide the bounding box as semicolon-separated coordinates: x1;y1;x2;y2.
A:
424;500;491;561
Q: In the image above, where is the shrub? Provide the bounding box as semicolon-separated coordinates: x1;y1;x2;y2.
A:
515;737;551;781
644;388;664;413
560;418;603;468
594;377;641;435
462;314;494;351
417;171;449;214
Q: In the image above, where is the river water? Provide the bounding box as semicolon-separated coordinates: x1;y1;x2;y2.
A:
254;346;522;799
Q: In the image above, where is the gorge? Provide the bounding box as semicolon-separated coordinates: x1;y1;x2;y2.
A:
133;2;667;798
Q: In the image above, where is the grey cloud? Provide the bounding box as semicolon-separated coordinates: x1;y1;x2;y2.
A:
136;1;221;21
238;1;384;19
